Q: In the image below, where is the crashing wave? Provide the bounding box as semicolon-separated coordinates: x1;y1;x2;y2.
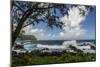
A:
62;40;96;53
13;40;96;54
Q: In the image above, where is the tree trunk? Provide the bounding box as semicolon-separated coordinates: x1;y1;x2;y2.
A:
12;8;34;47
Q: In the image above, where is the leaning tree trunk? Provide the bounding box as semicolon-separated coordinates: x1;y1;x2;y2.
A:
12;8;34;47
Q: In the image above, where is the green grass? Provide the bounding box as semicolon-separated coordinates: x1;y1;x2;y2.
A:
12;53;96;67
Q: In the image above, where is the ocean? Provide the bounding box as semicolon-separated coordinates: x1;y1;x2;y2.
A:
22;40;96;45
15;40;96;53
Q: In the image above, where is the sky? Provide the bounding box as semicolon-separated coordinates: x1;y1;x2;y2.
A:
23;4;96;40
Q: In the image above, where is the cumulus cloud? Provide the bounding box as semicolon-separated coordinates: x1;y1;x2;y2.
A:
59;6;89;40
22;5;89;40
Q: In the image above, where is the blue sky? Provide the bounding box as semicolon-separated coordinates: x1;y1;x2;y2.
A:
24;4;96;40
81;7;96;39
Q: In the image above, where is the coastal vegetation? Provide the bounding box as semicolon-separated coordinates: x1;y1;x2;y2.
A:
18;34;37;41
12;52;96;67
14;45;24;50
13;34;37;49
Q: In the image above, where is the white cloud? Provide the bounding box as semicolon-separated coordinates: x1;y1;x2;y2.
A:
59;5;89;40
22;25;53;40
31;28;44;33
59;32;64;36
21;5;89;40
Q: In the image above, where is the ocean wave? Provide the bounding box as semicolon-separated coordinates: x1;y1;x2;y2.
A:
23;40;96;53
62;40;96;53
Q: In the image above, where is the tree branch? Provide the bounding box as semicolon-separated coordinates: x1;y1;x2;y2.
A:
13;2;25;12
23;22;34;28
12;4;40;46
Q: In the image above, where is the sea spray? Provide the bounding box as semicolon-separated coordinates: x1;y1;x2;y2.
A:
62;40;77;48
22;40;96;53
63;40;95;53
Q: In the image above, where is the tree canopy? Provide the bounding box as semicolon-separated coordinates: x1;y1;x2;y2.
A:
11;0;93;47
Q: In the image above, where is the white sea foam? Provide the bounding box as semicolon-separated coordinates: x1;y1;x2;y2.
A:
62;40;95;53
23;40;96;53
62;40;77;47
37;44;66;49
